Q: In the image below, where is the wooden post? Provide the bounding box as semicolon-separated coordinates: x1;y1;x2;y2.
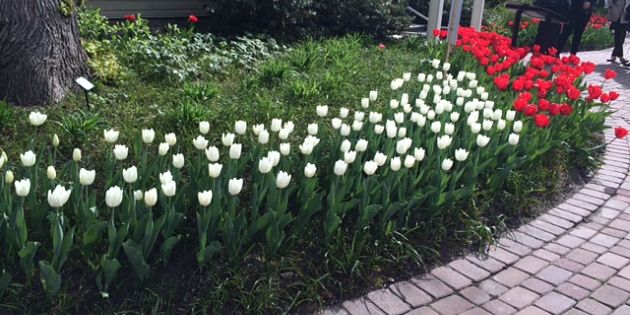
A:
427;0;445;40
445;0;465;61
470;0;485;31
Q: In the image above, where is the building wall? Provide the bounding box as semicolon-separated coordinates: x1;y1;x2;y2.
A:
88;0;210;18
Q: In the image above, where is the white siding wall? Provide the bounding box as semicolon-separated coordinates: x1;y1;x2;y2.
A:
88;0;209;18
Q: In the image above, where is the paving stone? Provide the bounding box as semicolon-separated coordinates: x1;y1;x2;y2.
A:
605;198;630;211
466;255;506;273
590;215;612;225
596;252;630;269
515;306;550;315
591;284;630;308
569;226;598;239
499;238;532;257
543;243;571;255
557;203;591;217
555;282;590;300
519;225;555;242
608;218;630;231
590;234;621;248
482;299;517;315
575;298;612;315
406;306;438;315
549;209;583;223
611;305;630;315
449;259;490;282
555;235;585;248
536;265;573;285
618;239;630;249
488;247;520;265
563;310;589;315
565;248;599;265
478;279;508;297
530;220;565;236
609;245;630;259
601;227;627;238
540;214;574;229
389;281;432;307
581;262;617;281
430;295;474;315
566;198;600;211
514;256;549;274
366;288;410;315
431;266;472;290
599;207;621;219
342;297;384;315
460;286;491;305
581;188;614;199
534;292;576;314
319;307;349;315
608;276;630;292
573;193;606;206
619;265;630;279
569;274;602;290
493;267;529;287
554;258;585;273
460;307;492;315
410;275;453;299
532;249;561;262
580;242;608;254
511;231;545;249
521;278;554;295
499;287;539;309
583;221;606;232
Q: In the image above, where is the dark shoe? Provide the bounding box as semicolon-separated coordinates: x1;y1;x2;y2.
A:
608;56;618;62
620;58;630;66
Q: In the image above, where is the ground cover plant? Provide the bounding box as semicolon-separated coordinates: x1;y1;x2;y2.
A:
0;14;621;314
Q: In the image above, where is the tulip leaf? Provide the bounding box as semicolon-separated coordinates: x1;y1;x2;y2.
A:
160;235;181;265
83;221;107;246
123;240;150;282
38;261;61;298
0;270;12;299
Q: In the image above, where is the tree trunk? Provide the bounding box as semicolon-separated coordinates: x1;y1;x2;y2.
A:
0;0;89;106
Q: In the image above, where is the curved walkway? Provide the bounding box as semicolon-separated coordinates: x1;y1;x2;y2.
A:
322;48;630;315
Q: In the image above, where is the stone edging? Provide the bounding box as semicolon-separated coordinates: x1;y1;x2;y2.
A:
320;49;630;315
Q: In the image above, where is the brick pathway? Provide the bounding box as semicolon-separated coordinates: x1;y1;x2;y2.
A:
321;47;630;315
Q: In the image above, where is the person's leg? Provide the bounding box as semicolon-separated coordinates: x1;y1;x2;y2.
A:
557;22;574;53
570;20;587;54
611;22;624;57
618;23;627;59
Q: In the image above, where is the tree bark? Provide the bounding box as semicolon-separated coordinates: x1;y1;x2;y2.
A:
0;0;89;106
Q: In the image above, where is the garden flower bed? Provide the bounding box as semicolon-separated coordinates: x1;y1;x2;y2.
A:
0;23;619;312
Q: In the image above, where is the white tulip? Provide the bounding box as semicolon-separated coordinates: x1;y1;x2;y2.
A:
258;129;270;144
418;73;426;82
208;163;223;178
158;143;170;156
161;181;176;197
482;120;493;131
344;150;357;164
374;124;384;134
354;111;365;122
331;118;342;130
278;128;290;140
404;155;416;168
304;163;317;178
394;112;404;124
396;138;412;155
234;120;247;135
431;59;440;69
79;168;96;186
316;105;329;117
443;62;451;71
20;151;36;167
355;139;368;152
426;74;434;83
437;135;452;150
193;135;208;150
134;190;143;201
229;144;242;160
339;108;349;119
361;98;370;108
103;129;119;143
307;123;318;135
455;148;469;161
47;166;56;180
198;190;213;207
508;133;520;145
334;160;348;176
397;127;407;138
283;121;295;134
52;134;60;147
142;129;155;144
476;135;491;147
390;157;402;171
47;185;72;208
456;97;465;106
363;161;378;176
268;151;281;167
350;121;362;132
5;170;14;184
513;121;523;133
258;157;273;174
470;123;482;134
469;80;478;88
493;109;503;121
416;115;427;127
199;121;210;135
390;99;400;109
403;72;411;81
144;188;158;207
228;178;243;195
374;151;387;166
369;90;378;101
483;108;493;119
113;145;129;160
221;133;235;146
444;123;455;135
441;158;454;171
299;143;314;155
15;178;31;197
0;152;5;169
369;112;382;124
386;124;397;139
497;119;507;130
506;110;516;121
276;171;291;189
271;118;283;132
29;111;47;126
105;186;124;208
172;154;185;169
340;139;352;153
279;142;291;156
252;124;264;136
414;147;425;161
205;146;220;162
159;171;173;184
426;110;436;120
340;124;351;136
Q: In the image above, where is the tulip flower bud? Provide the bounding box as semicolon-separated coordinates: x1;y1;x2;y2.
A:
15;178;31;197
47;166;57;180
198;190;213;207
307;123;318;136
258;129;270;144
476;134;491;147
5;170;14;184
390;157;402;171
404;155;416;168
316;105;328;117
79;168;96;186
105;186;124;208
142;129;155;144
0;153;6;170
497;119;507;130
276;171;291;189
134;190;144;201
278;128;290;140
199;121;210;135
172;154;185;169
352;121;363;132
29;111;47;126
508;133;520;145
374;124;384;134
229;143;242;160
513;121;523;133
193;135;208;150
161;181;177;197
208;163;223;178
228;178;243;195
361;98;369;108
258;157;273;174
304;163;317;178
252;124;264;136
340;124;351;136
374;151;387;166
221;133;235;147
471;123;482;134
344;150;357;164
47;185;72;208
165;133;177;146
441;158;454;171
455;148;469;161
444;123;455;135
159;171;173;184
52;134;60;147
205;146;219;162
279;142;291;156
103;129;119;143
482;120;493;131
234;120;247;135
355;139;368;152
369;90;378;101
271;119;283;132
431;59;440;69
414;147;425;161
506;110;516;121
144;188;158;207
418;73;426;82
403;72;411;82
331;118;342;130
363;161;378;176
426;110;436;120
334;160;348;176
113;145;129;160
20;151;36;167
390;99;399;109
158;143;169;156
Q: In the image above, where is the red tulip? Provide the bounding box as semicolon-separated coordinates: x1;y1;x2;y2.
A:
523;104;538;116
566;86;581;100
549;103;561;116
600;93;610;103
609;91;620;101
560;104;573;116
123;15;136;22
378;43;386;49
615;127;628;139
188;15;199;24
534;114;550;128
604;69;617;80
